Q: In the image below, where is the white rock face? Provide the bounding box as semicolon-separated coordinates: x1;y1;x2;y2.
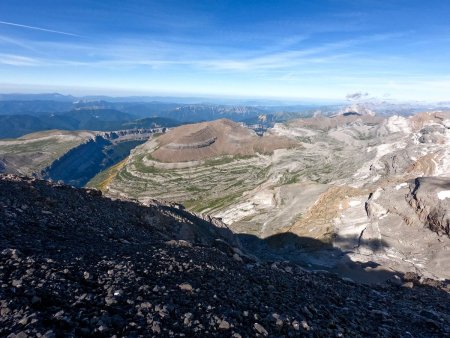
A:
433;126;450;176
217;190;275;225
270;123;317;138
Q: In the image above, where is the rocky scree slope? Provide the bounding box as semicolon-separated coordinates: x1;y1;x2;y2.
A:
1;175;450;337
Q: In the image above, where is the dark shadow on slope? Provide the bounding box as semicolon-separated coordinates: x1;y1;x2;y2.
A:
236;232;415;285
43;137;146;187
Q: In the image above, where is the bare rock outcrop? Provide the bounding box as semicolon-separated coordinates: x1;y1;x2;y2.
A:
407;177;450;236
418;125;447;144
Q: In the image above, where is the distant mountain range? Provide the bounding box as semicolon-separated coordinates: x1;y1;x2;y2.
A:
0;109;179;138
0;92;447;138
0;92;338;105
0;93;327;138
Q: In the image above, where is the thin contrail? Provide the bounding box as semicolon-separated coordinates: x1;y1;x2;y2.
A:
0;20;80;37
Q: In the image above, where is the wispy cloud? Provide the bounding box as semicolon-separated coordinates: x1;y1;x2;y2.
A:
0;31;405;73
0;34;38;52
0;20;80;37
0;53;41;66
196;34;397;71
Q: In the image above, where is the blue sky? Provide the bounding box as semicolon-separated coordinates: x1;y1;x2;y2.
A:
1;0;450;101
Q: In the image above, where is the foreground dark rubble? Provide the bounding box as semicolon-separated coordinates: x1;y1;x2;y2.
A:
0;175;449;337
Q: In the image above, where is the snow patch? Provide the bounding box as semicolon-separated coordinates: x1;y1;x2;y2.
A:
437;190;450;200
349;200;361;207
395;183;408;190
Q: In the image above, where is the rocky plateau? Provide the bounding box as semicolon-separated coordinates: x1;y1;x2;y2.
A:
90;111;450;283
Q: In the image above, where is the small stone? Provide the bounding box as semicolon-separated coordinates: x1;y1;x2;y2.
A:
388;275;402;286
18;316;29;325
301;320;310;331
98;325;109;333
1;307;11;316
218;320;230;330
402;282;414;288
31;295;41;304
54;310;65;318
232;253;243;262
254;323;268;336
105;296;117;306
152;321;161;334
12;279;22;287
179;283;193;292
184;312;193;326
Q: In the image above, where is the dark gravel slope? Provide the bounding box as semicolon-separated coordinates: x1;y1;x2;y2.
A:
0;175;449;337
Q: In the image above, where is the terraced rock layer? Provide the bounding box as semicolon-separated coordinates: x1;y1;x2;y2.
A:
150;119;295;162
95;119;296;214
